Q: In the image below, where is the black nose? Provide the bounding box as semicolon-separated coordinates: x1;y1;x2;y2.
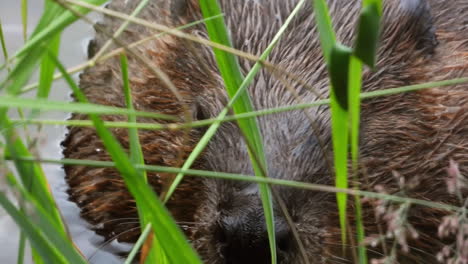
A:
216;211;293;264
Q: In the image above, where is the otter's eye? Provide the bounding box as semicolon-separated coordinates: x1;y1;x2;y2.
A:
192;102;208;121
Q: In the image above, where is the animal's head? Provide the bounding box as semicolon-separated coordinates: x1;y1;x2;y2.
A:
174;0;442;263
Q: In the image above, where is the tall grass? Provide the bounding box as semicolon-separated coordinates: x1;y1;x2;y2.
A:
0;0;467;264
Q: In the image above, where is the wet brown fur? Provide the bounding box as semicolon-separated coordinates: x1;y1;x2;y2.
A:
62;0;468;262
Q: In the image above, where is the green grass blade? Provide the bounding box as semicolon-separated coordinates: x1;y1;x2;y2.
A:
0;19;8;64
31;0;65;39
5;175;87;264
0;193;66;264
0;96;176;121
195;1;307;262
348;56;367;263
52;54;202;263
124;224;152;264
329;44;352;110
38;35;61;99
199;1;275;261
17;230;26;264
348;57;362;197
6;155;462;212
1;0;107;95
16;13;223;95
0;117;65;230
164;3;308;199
312;2;350;245
363;0;383;13
1;49;44;94
15;0;106;59
351;1;381;261
120;54;146;178
162;108;227;200
1;116;68;264
354;1;381;68
120;53;161;264
21;0;28;41
329;44;352;245
8;76;468;131
94;0;150;60
313;0;336;63
199;0;266;163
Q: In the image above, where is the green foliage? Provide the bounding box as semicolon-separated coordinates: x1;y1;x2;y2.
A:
0;0;465;264
199;0;274;261
313;0;382;262
52;54;202;264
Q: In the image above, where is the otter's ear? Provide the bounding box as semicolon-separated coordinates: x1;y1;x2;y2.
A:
397;0;438;53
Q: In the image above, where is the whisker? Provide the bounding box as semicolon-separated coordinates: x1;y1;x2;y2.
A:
323;255;352;264
88;226;140;262
320;241;386;258
99;217;140;225
175;221;209;226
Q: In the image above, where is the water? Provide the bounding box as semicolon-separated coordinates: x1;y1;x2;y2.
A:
0;1;130;263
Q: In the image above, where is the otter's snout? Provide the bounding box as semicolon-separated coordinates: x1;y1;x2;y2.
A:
215;209;293;264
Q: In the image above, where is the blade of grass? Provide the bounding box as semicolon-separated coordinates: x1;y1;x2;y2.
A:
313;0;336;63
354;1;382;68
312;0;350;247
14;0;106;59
52;54;202;263
0;116;67;229
0;101;66;233
7;76;468;132
167;2;308;262
199;1;266;164
19;13;224;94
93;0;150;60
120;53;146;180
6;155;461;212
348;56;367;263
329;44;352;244
17;230;26;264
351;1;381;261
0;0;107;95
31;0;66;39
200;0;275;260
124;224;152;264
0;96;177;121
4;175;87;264
33;34;62;120
0;19;8;65
0;193;67;264
199;2;313;263
120;53;162;264
38;34;61;99
21;0;28;41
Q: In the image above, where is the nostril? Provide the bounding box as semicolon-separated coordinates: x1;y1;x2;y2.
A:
276;228;293;253
214;223;228;245
215;215;295;264
215;215;271;263
277;234;293;252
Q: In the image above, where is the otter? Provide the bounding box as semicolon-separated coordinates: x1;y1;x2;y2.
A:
62;0;468;263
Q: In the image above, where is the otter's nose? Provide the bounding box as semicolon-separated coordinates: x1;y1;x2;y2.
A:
217;212;293;264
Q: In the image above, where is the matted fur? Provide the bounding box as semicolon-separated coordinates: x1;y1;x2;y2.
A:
62;0;468;263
